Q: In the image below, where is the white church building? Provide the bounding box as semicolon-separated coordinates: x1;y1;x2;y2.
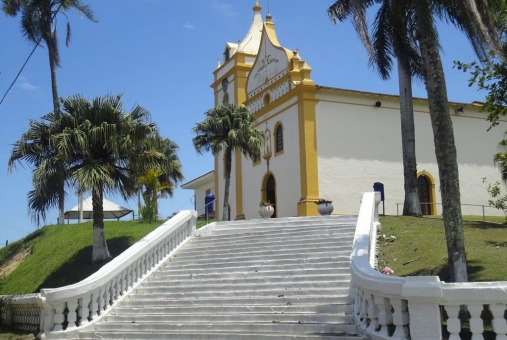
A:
185;1;507;221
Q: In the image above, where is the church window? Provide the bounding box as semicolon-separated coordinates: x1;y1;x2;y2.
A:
224;47;230;61
223;92;229;105
275;123;283;154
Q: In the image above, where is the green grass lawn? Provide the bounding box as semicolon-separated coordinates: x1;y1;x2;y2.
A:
378;215;507;282
0;220;162;295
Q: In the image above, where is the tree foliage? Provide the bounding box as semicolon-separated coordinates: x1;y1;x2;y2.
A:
3;0;96;223
192;104;263;221
456;55;507;129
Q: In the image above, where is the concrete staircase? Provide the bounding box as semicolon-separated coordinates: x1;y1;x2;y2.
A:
81;216;366;339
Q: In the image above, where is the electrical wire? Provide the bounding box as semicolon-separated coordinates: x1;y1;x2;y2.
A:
0;3;64;106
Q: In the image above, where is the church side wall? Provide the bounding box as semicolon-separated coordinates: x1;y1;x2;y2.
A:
241;102;301;219
315;90;507;216
192;182;215;217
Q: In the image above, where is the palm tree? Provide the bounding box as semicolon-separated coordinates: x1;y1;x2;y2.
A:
3;0;96;118
328;0;423;216
8;112;69;226
192;104;263;221
3;0;96;223
328;0;503;282
55;94;162;262
135;135;184;220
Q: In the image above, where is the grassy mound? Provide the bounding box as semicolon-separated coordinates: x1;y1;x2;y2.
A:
378;215;507;282
0;220;163;295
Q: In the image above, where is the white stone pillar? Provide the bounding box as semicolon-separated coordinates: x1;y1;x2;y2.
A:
402;276;443;340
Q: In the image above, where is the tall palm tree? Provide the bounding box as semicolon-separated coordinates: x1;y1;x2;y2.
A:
411;0;502;283
328;0;503;282
192;104;263;221
55;94;161;262
328;0;423;216
3;0;96;223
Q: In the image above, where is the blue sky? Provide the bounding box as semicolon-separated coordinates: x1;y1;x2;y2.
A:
0;1;487;246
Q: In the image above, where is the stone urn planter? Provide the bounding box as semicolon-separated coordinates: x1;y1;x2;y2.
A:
258;199;275;218
316;199;333;216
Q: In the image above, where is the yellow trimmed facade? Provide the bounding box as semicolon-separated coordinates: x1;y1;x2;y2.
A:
197;1;507;220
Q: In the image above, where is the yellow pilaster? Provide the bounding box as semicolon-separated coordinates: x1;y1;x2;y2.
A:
234;52;248;220
297;87;320;216
214;154;220;220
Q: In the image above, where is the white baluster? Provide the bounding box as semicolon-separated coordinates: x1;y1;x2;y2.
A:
375;295;392;338
359;289;369;332
491;304;507;339
65;299;78;330
365;292;379;334
88;290;99;322
391;298;409;339
52;302;66;332
445;305;462;340
78;294;91;327
115;275;121;300
468;304;484;340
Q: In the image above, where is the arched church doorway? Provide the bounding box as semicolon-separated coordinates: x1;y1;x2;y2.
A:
417;173;436;215
262;173;277;218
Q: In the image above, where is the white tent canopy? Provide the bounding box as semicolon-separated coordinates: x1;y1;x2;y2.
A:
64;196;133;220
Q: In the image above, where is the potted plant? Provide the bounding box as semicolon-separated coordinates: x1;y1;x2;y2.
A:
258;198;275;218
315;199;333;216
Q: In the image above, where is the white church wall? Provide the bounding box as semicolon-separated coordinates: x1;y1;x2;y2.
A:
316;90;507;217
241;104;301;219
192;182;215;217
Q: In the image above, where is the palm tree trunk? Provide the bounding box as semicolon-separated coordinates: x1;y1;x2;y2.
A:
397;58;422;216
48;34;65;223
152;189;158;219
222;148;232;221
413;0;468;282
92;187;111;262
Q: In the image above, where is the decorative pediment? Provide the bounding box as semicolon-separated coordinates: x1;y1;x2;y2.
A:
246;26;291;98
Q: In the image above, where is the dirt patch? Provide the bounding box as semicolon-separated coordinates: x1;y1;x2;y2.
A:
0;249;32;280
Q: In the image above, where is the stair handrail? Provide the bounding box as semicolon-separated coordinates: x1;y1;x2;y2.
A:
1;210;197;338
352;192;507;339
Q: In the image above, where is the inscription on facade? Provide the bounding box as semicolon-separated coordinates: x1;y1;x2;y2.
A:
254;54;279;80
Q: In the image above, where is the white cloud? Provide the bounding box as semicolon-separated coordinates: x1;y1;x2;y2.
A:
211;0;237;17
184;22;196;30
16;75;38;91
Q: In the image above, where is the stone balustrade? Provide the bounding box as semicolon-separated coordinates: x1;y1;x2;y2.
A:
0;210;197;339
354;192;507;340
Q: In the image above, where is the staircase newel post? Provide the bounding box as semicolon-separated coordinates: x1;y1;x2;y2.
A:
402;276;442;340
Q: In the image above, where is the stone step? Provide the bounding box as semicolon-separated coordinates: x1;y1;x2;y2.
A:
80;331;367;340
132;287;351;298
103;312;352;324
91;321;358;334
173;245;352;259
122;295;353;306
178;238;352;255
167;250;350;265
135;280;351;294
150;269;350;281
145;273;351;287
207;216;356;229
156;257;350;271
193;226;355;241
155;261;347;275
113;303;353;315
